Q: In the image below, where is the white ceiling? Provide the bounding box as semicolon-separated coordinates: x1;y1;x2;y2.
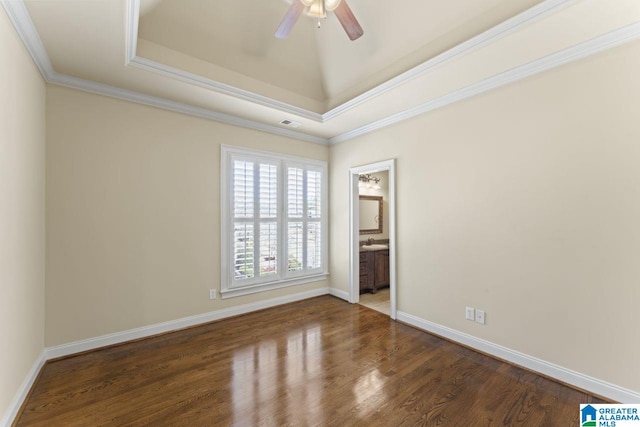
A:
8;0;640;143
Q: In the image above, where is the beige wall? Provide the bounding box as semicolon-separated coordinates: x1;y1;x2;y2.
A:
0;8;46;421
330;40;640;392
45;86;329;347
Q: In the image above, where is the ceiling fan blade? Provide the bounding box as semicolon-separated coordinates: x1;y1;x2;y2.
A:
275;0;305;39
334;0;363;41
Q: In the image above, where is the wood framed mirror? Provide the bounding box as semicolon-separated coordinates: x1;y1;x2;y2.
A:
359;195;383;235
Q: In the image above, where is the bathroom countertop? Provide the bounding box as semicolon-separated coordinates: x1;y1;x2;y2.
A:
360;244;389;251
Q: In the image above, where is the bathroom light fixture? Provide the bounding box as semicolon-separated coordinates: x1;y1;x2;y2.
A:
359;174;381;190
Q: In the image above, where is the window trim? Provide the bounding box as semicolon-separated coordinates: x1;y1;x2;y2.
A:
220;145;328;299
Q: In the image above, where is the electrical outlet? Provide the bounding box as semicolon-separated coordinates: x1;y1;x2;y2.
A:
475;309;485;325
465;306;475;321
209;289;216;300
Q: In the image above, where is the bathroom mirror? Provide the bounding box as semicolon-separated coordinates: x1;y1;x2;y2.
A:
359;196;383;235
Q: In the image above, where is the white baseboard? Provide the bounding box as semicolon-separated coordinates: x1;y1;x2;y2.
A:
46;287;330;360
328;287;349;301
0;351;46;427
8;292;636;426
3;287;335;426
396;311;640;404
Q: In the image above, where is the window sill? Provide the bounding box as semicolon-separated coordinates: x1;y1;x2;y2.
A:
220;273;329;299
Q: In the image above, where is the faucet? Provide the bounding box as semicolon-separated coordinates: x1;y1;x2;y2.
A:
367;238;374;245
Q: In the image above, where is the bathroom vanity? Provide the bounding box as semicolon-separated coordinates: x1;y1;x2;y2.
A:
358;192;389;294
359;245;389;294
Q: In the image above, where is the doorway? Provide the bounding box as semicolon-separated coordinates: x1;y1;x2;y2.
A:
349;160;396;319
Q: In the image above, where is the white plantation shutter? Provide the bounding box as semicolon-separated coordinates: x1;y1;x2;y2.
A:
307;170;321;219
231;158;280;283
287;167;303;218
259;164;277;219
307;222;321;269
222;147;327;298
285;166;323;275
287;167;304;273
232;160;255;280
233;160;254;218
259;164;278;277
287;222;303;272
306;170;322;270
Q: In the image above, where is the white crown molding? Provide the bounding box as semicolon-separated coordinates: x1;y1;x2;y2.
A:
126;1;322;123
127;56;325;123
396;311;640;404
125;0;139;65
1;0;328;145
51;72;329;145
322;0;579;120
125;0;578;123
4;0;640;147
330;21;640;144
0;0;54;79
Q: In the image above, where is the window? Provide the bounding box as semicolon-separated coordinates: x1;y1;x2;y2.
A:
221;146;328;298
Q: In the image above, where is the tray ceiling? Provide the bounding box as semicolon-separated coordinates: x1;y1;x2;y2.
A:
137;0;539;109
8;0;640;143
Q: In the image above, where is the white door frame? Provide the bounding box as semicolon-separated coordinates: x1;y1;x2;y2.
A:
349;159;397;320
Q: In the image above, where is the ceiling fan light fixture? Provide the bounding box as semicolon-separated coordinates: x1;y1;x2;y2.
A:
276;0;363;41
307;0;326;19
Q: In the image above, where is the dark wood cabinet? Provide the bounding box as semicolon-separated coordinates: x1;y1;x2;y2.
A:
359;249;389;294
374;250;389;288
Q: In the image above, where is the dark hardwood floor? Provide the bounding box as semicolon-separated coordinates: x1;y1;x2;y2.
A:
15;296;605;426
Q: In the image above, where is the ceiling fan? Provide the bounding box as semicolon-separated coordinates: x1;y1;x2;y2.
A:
275;0;364;41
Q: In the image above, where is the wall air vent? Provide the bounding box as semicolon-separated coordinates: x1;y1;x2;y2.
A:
279;119;302;128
